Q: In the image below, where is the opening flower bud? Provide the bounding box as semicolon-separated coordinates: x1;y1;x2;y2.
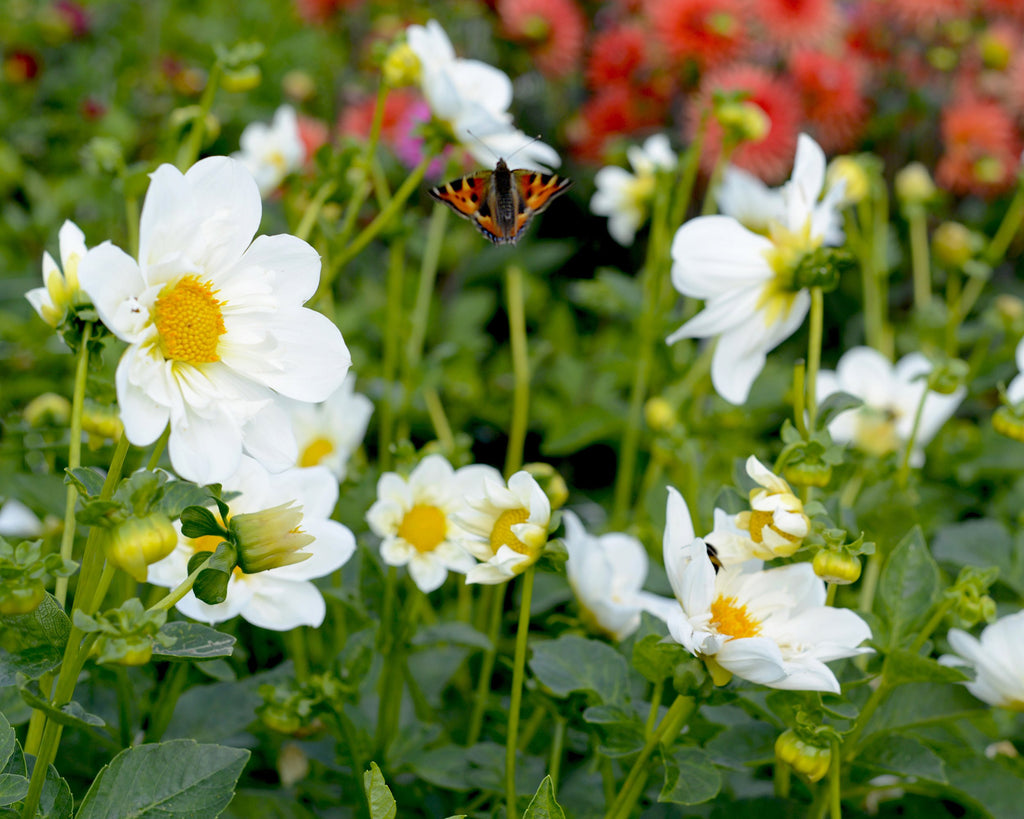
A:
716;101;770;145
775;729;832;782
232;501;314;574
105;514;178;582
383;42;420;88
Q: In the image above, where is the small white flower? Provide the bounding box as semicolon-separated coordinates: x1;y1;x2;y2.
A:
667;134;845;405
662;487;872;693
148;457;355;630
590;134;677;246
455;470;551;585
26;220;89;328
562;510;676;640
0;499;44;539
406;19;559;171
1007;336;1024;404
288;374;373;480
817;347;964;465
233;105;305;196
366;454;496;593
78;156;351;485
943;611;1024;710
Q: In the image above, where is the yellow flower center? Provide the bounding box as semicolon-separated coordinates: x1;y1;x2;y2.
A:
299;436;335;467
743;509;799;545
853;409;901;457
397;504;447;553
710;595;762;639
626;172;656;214
153;276;226;364
758;219;822;325
489;508;531;555
268;149;287;172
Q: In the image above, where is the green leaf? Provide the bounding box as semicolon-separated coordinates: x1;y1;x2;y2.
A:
363;762;396;819
876;527;940;649
523;775;565;819
156;481;215;520
658;746;721;805
0;714;15;771
410;622;492;651
942;748;1024;819
38;764;73;819
180;506;226;539
583;705;646;757
632;633;686;684
529;635;628;704
0;593;70;657
151;622;235;661
0;645;62;687
192;542;238;606
933;519;1024;595
75;739;249;819
17;680;105;730
816;391;862;428
0;774;29;808
884;650;970;686
705;723;777;770
64;467;106;498
857;734;947;783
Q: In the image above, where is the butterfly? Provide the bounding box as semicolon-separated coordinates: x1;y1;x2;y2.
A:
429;158;572;245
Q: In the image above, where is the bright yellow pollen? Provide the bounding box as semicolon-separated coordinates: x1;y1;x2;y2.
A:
743;509;798;545
711;596;762;639
397;505;447;553
489;508;531;555
268;149;287;171
153;276;226;365
299;437;336;467
757;219;822;325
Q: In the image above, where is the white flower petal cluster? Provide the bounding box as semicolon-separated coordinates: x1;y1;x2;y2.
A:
26;220;89;328
943;611;1024;710
667;134;845;405
662;488;872;693
148;457;355;630
590;135;677;246
406;20;559;171
817;347;964;465
562;510;676;641
288;374;373;480
233;105;305;196
79;156;351;485
367;454;497;593
455;470;551;585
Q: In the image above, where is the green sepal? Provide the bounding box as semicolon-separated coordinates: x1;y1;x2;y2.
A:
191;542;238;605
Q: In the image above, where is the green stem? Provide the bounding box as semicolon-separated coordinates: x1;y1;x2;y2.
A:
423;387;454;453
125;194;140;259
505;265;530;478
611;178;672;527
287;628;309;683
896;385;929;488
984;179;1024;266
320;156;430;296
945;266;961;357
828;738;842;819
466;585;503;746
806;288;824;431
643;680;664;738
908;206;931;312
700;142;735;215
376;568;403;754
505;566;535;819
405;204;449;374
909;597;955;653
857;548;883;620
144;662;189;743
150;555;210;612
115;667;133;748
548;715;566;790
873;180;894;359
774;756;791;798
604;695;695;819
793;360;808;437
295;179;338;243
378;241;406;472
145;425;170;471
176;60;222;170
20;435;130;819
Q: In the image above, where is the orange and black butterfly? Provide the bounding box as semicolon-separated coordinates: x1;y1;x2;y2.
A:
429;158;572;245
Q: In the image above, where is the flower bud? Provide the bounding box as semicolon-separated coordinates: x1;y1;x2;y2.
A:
895;162;936;206
979;28;1013;70
716;101;770;145
994;294;1024;324
232;502;313;574
522;462;569;511
776;729;832;782
383;42;420;88
82;402;123;446
927;358;968;396
993;406;1024;442
23;393;71;427
0;581;46;615
812;549;862;584
932;221;975;268
282;69;316;102
783;459;832;488
645;397;678;432
105;513;178;582
825;156;869;206
221;64;262;93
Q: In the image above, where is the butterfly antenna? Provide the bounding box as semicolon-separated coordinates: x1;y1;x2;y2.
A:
507;134;543;162
464;129;499;161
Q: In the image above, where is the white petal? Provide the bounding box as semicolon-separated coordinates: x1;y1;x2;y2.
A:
0;500;43;537
241;578;326;629
716;637;789;684
115;349;170;447
270;519;355;581
78;243;147;341
255;310;351;402
167;406;244;484
181;156;262;273
670;216;773;299
220;234;321;307
408;554;448;593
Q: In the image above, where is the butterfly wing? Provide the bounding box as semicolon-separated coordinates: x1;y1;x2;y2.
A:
429;172;508;243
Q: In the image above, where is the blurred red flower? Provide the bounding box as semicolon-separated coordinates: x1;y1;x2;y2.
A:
751;0;838;48
646;0;746;71
498;0;586;78
937;98;1022;197
790;48;869;153
585;23;650;88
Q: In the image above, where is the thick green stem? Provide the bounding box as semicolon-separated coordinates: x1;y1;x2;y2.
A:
984;179;1024;266
908;207;931;312
286;628;309;683
945;266;961;357
896;386;929;488
176;60;222;170
505;265;530;478
505;566;535;819
295;179;338;243
150;555;210;612
604;695;695;819
806;288;824;431
423;387;454;452
378;241;406;471
466;585;503;746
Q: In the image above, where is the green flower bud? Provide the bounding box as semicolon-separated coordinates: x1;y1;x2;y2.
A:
783;459;833;488
716;101;770;145
282;69;316;102
522;462;569;511
776;729;832;782
23;393;72;427
812;549;862;584
932;221;976;269
645;397;678;432
895;162;936;206
232;502;313;574
0;581;46;615
105;513;178;582
825;156;869;206
383;42;420;88
221;64;262;93
993;406;1024;442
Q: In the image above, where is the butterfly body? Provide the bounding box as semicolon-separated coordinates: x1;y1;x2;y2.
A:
429;158;572;245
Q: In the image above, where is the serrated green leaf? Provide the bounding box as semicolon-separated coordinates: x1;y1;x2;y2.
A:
857;734;947;783
410;622;492;651
885;650;970;686
63;467;106;498
17;680;105;730
157;481;214;519
151;622;235;661
816;391;862;429
876;527;940;649
38;764;72;819
0;645;63;687
523;775;565;819
0;593;70;658
658;745;721;805
0;715;14;772
76;740;249;819
180;506;225;539
0;774;29;808
529;635;628;704
363;762;396;819
632;633;686;684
